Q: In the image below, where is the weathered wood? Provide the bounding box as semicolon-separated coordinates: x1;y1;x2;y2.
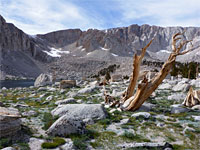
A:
104;31;196;111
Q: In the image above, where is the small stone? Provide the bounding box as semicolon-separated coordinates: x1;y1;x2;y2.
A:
60;139;74;150
46;95;54;101
157;123;165;127
48;87;56;92
171;106;189;114
28;138;44;150
131;112;151;119
109;108;117;113
120;118;129;124
77;99;83;103
2;87;7;90
192;105;200;111
37;87;47;92
77;86;96;94
55;98;76;105
104;105;110;108
192;116;200;121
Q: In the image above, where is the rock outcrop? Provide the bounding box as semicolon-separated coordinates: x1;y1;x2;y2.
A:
0;107;21;138
47;116;85;136
34;73;53;87
1;14;200;79
51;104;107;121
59;80;76;89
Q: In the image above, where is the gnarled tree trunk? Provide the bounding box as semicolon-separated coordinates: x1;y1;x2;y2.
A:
104;32;196;111
183;87;200;107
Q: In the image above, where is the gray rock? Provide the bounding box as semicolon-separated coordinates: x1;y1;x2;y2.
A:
47;116;85;136
192;105;200;111
48;87;57;92
77;86;96;94
28;138;44;150
60;139;75;150
2;87;7;90
190;79;200;88
131;112;151;119
172;82;190;92
55;98;76;105
46;95;54;101
136;103;155;112
60;80;76;89
34;73;53;87
192;116;200;121
158;83;172;90
118;142;172;149
51;104;107;121
66;91;78;98
0;107;21;138
168;93;186;101
37;87;47;92
171;104;189;114
1;147;16;150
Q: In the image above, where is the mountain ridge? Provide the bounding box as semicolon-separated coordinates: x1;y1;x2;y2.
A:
1;15;200;79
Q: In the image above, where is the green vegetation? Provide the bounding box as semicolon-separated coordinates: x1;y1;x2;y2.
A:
121;131;150;142
67;129;100;150
42;112;59;130
0;138;11;149
41;137;65;149
171;62;200;79
90;64;120;79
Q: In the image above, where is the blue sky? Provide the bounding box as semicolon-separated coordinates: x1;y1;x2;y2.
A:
0;0;200;34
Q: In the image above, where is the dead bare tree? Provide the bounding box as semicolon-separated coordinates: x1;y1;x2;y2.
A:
104;31;196;111
183;87;200;107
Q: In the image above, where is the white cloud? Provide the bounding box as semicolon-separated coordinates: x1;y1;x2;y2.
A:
0;0;200;34
116;0;200;27
0;0;104;34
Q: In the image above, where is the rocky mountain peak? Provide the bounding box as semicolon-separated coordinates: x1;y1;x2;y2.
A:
0;15;6;25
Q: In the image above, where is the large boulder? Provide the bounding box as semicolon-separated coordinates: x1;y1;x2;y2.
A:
111;74;123;82
47;116;85;136
77;86;96;94
172;82;190;92
34;73;53;87
60;80;76;89
168;93;186;101
0;107;21;138
190;79;200;88
51;104;107;121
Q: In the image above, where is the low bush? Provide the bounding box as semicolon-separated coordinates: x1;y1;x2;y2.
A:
41;137;65;149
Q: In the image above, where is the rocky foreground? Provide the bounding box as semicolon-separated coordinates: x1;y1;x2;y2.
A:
0;77;200;150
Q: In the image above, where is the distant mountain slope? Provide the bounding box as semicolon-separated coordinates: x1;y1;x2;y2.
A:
1;15;200;79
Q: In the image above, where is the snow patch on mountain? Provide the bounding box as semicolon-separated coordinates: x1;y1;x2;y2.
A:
111;53;118;57
44;47;70;57
101;47;110;51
